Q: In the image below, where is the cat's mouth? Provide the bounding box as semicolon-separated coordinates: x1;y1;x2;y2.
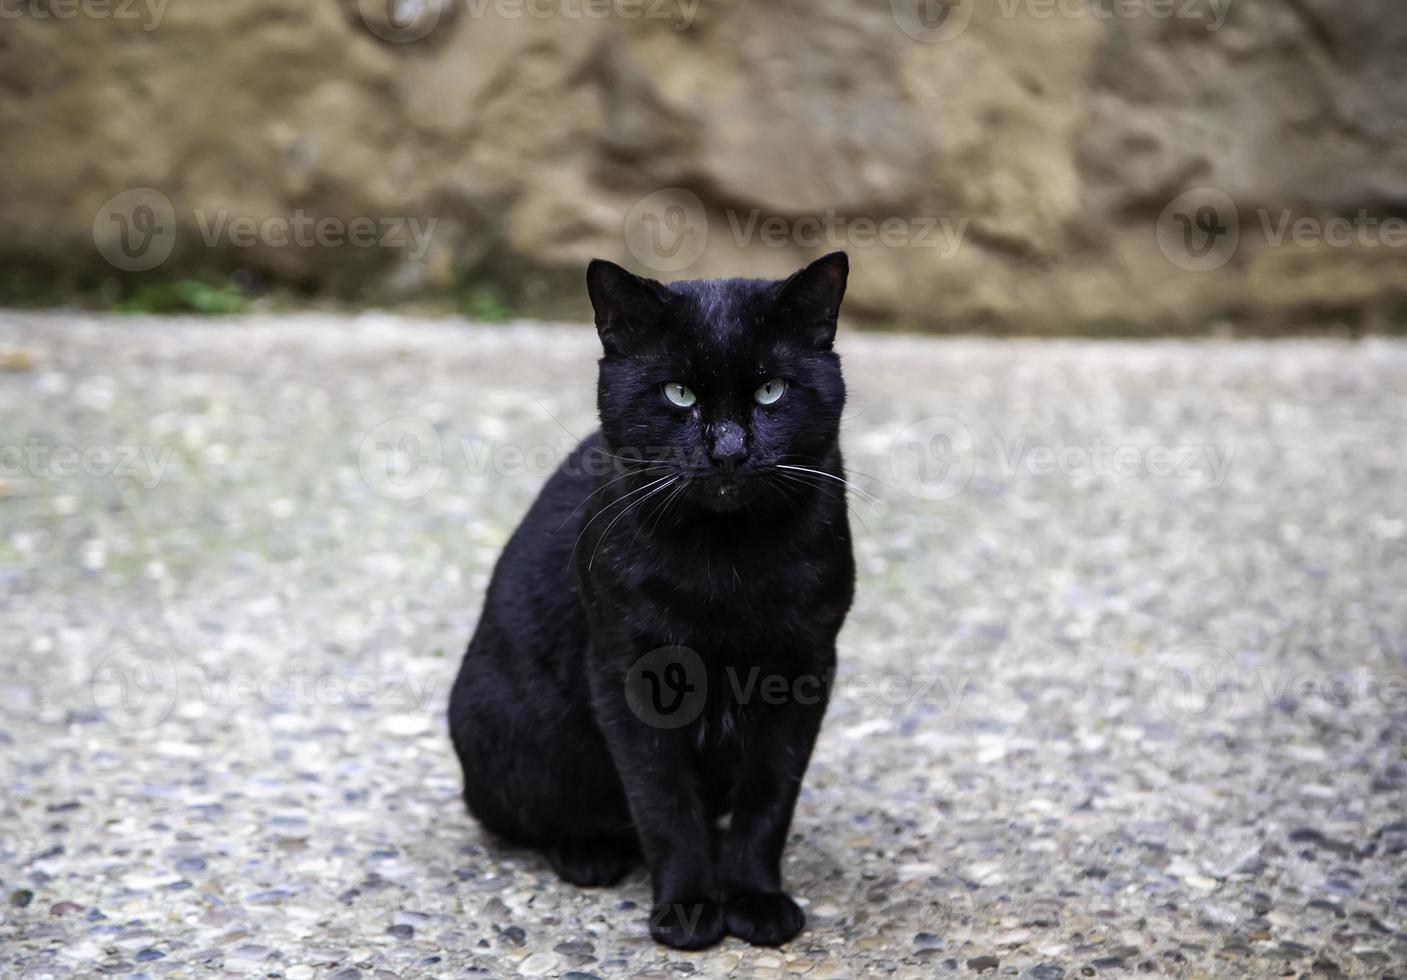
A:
687;472;756;513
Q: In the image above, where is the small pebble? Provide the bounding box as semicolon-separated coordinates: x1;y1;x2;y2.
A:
518;952;559;976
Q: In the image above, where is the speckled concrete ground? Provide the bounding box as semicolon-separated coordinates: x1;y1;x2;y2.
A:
1;311;1404;979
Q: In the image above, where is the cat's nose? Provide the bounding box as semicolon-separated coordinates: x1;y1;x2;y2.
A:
709;422;748;474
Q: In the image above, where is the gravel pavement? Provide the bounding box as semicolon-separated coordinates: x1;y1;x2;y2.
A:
1;311;1404;979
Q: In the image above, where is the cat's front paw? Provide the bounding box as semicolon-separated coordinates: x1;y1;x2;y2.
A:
649;897;726;950
725;891;805;946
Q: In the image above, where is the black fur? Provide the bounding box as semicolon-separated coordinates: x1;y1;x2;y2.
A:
449;252;855;949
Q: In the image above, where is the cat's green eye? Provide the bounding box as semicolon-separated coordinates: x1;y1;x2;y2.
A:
663;382;697;408
754;378;787;406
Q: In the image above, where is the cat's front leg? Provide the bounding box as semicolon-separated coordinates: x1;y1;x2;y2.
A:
719;678;828;946
590;665;725;950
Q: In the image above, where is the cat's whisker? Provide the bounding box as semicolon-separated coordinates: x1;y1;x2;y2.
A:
779;452;903;500
625;479;690;560
560;465;671;529
586;444;678;466
588;477;680;571
758;474;807;519
569;474;674;566
648;480;689;534
537;402;589;444
790;473;886;512
831;464;905;499
771;469;883;527
627;483;678;555
847;503;873;538
770;469;858;501
774;464;884;509
771;469;877;523
774;473;875;535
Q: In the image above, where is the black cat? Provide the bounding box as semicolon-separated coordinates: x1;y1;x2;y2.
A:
448;252;856;950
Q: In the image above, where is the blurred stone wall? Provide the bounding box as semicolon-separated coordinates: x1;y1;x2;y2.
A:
1;0;1404;329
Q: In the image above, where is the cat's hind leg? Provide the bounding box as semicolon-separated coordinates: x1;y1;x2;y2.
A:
545;832;641;887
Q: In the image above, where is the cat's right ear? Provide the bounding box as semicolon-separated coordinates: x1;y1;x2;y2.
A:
586;259;672;356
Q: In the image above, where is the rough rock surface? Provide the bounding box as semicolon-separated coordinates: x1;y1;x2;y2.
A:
3;2;1406;328
2;312;1405;977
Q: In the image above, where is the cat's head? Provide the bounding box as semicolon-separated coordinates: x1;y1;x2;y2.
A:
586;252;848;514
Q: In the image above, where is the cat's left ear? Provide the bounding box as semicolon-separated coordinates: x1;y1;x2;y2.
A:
774;251;848;350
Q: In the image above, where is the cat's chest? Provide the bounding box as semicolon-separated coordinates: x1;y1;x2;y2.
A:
581;509;852;654
691;550;816;609
636;547;844;651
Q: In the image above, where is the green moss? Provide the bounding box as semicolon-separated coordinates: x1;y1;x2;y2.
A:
460;287;513;322
113;279;248;315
